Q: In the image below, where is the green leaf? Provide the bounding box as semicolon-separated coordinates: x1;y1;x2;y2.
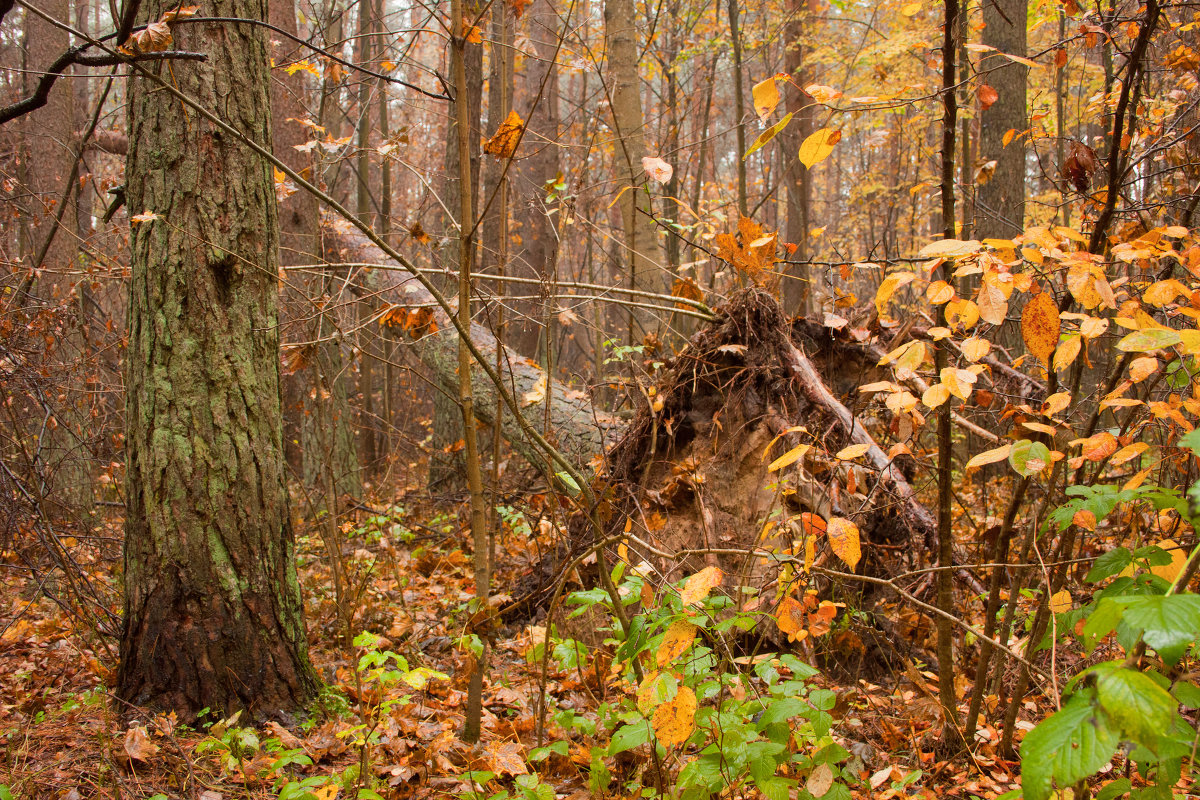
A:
1020;691;1120;800
608;720;652;755
1180;428;1200;456
1119;594;1200;665
1116;328;1181;352
1087;548;1133;583
1009;439;1051;477
1095;664;1178;746
1095;778;1132;800
1171;680;1200;709
1082;598;1125;654
745;112;794;159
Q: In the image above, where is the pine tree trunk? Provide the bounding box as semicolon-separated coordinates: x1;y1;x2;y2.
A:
119;0;319;717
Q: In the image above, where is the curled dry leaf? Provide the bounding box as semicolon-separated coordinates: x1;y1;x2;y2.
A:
642;156;674;183
977;83;999;110
483;110;525;158
123;725;159;763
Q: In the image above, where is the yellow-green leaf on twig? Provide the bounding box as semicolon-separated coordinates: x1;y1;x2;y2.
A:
745;112;793;159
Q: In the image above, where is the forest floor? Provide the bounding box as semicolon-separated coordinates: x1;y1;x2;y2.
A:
0;487;1034;800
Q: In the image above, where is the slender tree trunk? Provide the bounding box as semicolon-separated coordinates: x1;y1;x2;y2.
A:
727;0;748;217
780;0;815;315
429;0;484;490
118;0;319;717
604;0;663;342
936;0;963;749
973;0;1027;238
510;0;560;357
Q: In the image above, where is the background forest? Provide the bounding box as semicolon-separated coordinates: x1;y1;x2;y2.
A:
2;0;1200;795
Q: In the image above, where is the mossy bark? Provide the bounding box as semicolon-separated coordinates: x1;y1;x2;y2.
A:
118;0;319;717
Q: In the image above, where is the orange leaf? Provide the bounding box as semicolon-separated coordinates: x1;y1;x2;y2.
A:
776;596;808;641
483;110;525;158
651;685;697;746
680;566;723;606
1022;291;1061;364
656;620;697;667
977;83;999;110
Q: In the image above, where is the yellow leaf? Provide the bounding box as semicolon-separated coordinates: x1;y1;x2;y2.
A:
1129;355;1159;382
1049;589;1073;615
799;128;840;168
768;442;811;472
1142;279;1186;306
965;443;1011;470
745;112;793;159
874;271;915;314
926;280;955;305
960;336;990;362
521;374;547;407
1043;392;1071;417
656;620;697;667
637;670;673;712
1150;539;1188;583
901;0;921;14
922;383;950;408
945;297;980;329
917;238;982;258
483;109;525;158
680;566;723;606
1080;316;1109;339
752;74;785;120
1110;442;1148;466
1022;291;1061;364
1078;431;1117;462
1053;334;1081;372
977;282;1008;326
652;685;697;746
826;517;861;571
835;443;870;460
805;84;842;103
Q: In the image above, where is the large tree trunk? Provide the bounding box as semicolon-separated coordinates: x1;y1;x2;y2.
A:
118;0;319;717
973;0;1027;238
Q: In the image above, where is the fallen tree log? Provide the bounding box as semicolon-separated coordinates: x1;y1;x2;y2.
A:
323;218;620;475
